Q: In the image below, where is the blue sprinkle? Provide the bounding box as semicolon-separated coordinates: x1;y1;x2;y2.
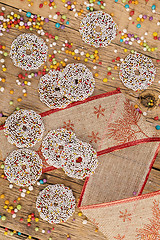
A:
86;7;90;10
120;39;123;42
125;4;129;8
40;180;43;184
156;125;160;130
137;24;141;28
152;4;156;10
55;23;60;28
97;1;101;5
66;21;69;25
26;12;32;18
18;232;21;236
115;0;118;2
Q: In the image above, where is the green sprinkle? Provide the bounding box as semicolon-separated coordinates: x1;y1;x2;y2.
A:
90;55;94;59
4;52;8;57
2;216;6;221
17;205;22;210
62;15;66;20
1;164;4;169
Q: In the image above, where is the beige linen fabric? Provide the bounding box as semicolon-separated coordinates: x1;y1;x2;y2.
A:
0;90;160;240
81;191;160;240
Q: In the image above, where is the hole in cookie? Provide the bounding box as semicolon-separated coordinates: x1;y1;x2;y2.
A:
95;26;101;33
76;157;82;163
26;49;32;55
75;79;79;84
22;164;26;171
55;87;60;91
54;202;58;207
58;145;64;150
135;70;140;76
22;126;27;131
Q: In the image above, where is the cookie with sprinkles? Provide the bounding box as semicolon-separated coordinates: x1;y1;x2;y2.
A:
39;70;71;109
41;128;77;168
58;63;95;102
36;184;76;224
4;109;44;148
79;11;117;48
10;33;48;70
61;140;98;179
4;149;43;187
119;52;156;91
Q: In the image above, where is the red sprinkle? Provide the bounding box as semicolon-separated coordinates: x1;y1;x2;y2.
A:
130;10;134;16
154;116;159;120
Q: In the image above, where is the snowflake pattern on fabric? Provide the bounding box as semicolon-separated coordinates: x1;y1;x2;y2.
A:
88;131;101;143
114;234;125;240
94;105;105;119
119;209;132;222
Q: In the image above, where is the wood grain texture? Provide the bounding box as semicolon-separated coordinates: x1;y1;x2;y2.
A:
0;0;160;239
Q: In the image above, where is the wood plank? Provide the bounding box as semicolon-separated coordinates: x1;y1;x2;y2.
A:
0;159;107;240
0;1;159;119
143;168;160;194
0;0;160;239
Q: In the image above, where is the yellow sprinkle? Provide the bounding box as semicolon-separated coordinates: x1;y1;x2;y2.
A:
5;200;9;205
0;194;5;199
103;78;108;82
153;32;157;37
17;97;22;102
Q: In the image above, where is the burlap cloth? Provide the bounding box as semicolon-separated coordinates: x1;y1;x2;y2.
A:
0;89;160;239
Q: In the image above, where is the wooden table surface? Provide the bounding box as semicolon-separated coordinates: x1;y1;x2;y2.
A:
0;0;160;239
